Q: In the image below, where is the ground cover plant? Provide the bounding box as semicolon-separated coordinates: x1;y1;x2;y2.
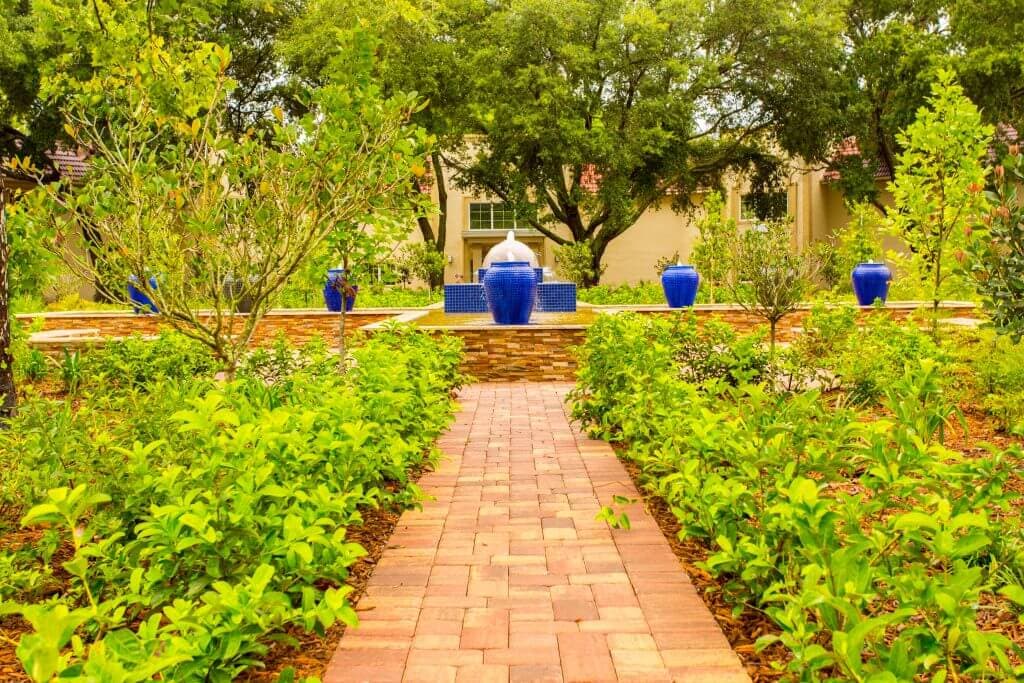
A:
0;325;463;681
571;312;1024;681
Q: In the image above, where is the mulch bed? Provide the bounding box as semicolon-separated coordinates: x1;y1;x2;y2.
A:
611;402;1024;683
241;501;407;681
616;454;789;682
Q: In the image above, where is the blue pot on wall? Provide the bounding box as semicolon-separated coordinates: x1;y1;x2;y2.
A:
127;275;159;314
482;261;538;324
851;262;892;306
324;269;358;312
661;265;700;308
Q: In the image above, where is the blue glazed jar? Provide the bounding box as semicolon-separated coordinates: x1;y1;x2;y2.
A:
661;265;700;308
482;261;538;324
851;262;892;306
324;269;357;312
127;275;159;314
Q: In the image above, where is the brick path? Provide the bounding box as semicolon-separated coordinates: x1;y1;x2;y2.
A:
325;383;749;683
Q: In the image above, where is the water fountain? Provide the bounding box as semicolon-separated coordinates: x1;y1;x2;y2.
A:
444;231;577;319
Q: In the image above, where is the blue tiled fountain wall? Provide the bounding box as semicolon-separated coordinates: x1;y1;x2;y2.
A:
444;268;577;314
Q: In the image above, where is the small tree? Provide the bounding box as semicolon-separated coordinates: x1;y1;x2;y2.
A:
967;145;1024;340
691;191;736;303
726;221;818;357
20;38;422;378
826;202;886;292
654;252;681;276
554;242;604;287
399;242;446;289
887;70;992;330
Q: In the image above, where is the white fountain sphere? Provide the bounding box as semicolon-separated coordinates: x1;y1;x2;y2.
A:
482;231;539;268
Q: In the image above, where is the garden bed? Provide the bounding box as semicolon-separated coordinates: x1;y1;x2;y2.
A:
0;327;466;680
570;310;1024;681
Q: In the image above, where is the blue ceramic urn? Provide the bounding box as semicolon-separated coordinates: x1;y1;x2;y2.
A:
661;265;700;308
324;269;357;312
851;262;892;306
127;275;159;314
482;261;537;324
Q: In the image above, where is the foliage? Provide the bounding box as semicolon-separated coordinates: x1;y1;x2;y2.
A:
777;304;947;403
827;0;1024;207
80;330;219;390
824;202;887;293
423;0;845;284
575;282;667;305
653;253;680;277
690;192;735;303
887;71;992;321
571;314;1024;681
726;221;819;354
555;242;605;288
967;145;1024;340
15;35;423;377
952;329;1024;433
0;326;463;680
398;242;446;288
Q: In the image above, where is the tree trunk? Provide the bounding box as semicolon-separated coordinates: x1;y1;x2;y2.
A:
416;152;450;290
337;254;349;374
582;239;608;288
0;194;16;420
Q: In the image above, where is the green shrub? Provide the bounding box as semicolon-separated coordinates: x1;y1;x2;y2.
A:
571;317;1024;681
577;281;667;305
0;326;463;680
81;330;219;390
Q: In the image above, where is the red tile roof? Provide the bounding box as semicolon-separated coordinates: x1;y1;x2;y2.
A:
821;137;892;183
46;146;89;184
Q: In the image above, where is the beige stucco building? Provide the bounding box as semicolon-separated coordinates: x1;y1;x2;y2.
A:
414;160;887;286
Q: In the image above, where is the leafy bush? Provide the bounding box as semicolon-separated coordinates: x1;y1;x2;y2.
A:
397;242;446;288
577;281;667;305
953;330;1024;433
554;241;605;287
80;330;219;390
0;326;463;680
967;145;1024;341
778;305;945;404
571;318;1024;681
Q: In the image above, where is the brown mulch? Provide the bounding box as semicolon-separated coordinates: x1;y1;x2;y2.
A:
615;453;789;682
611;402;1024;683
242;460;434;681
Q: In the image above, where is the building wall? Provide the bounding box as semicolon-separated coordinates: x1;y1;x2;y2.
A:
421;162;877;286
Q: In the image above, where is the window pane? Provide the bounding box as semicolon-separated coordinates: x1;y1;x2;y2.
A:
493;203;516;230
469;203;490;229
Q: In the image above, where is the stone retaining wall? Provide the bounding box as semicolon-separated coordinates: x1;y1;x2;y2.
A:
23;302;980;382
615;302;977;343
21;309;398;355
427;327;588;382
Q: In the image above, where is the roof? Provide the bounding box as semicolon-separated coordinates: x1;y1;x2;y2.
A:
821;137;892;183
824;126;1020;183
46;146;89;184
0;127;89;187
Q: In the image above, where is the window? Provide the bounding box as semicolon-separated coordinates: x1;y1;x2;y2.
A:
740;190;789;221
469;202;520;230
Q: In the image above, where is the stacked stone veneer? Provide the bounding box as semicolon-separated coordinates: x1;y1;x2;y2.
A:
21;309;396;355
414;302;979;382
426;326;590;382
24;302;979;382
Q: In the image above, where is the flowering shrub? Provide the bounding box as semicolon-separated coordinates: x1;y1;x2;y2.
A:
0;326;463;680
571;313;1024;680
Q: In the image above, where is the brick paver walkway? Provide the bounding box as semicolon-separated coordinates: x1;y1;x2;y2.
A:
325;383;749;683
